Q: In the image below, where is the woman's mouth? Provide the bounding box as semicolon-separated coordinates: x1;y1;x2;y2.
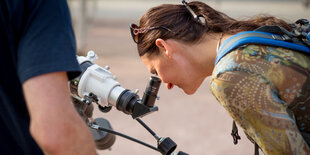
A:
166;83;174;90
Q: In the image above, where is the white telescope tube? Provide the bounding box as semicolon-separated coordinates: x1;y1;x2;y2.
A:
76;52;126;107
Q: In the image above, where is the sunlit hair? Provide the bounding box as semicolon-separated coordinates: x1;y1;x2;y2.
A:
137;1;291;56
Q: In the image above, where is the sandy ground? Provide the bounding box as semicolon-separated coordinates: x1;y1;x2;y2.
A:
68;1;310;154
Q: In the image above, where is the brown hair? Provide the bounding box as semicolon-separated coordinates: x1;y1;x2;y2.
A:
137;1;292;56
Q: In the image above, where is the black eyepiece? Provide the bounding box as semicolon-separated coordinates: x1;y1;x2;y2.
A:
141;76;161;107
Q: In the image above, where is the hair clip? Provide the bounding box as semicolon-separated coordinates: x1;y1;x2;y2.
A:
182;0;206;26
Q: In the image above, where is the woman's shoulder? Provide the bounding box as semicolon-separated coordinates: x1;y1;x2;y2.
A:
212;44;310;79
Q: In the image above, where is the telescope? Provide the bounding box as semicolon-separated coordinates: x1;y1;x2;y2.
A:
70;51;188;155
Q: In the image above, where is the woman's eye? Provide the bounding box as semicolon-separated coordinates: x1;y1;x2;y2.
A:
151;70;158;75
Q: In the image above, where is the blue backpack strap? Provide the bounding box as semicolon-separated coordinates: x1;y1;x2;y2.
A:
215;31;310;65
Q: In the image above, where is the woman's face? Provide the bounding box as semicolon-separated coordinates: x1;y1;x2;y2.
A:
140;40;205;95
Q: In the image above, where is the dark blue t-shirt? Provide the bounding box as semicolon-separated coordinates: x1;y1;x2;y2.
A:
0;0;81;154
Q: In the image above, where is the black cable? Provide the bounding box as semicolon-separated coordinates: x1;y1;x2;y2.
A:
96;125;159;152
136;118;160;140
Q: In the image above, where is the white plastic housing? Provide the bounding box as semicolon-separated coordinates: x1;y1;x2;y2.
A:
77;64;125;107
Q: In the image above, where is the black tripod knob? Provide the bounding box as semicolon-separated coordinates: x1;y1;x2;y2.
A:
89;118;116;150
157;137;177;155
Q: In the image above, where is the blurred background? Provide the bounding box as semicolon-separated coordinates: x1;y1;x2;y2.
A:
67;0;310;154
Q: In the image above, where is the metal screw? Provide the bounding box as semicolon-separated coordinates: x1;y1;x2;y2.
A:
87;50;95;58
113;75;117;80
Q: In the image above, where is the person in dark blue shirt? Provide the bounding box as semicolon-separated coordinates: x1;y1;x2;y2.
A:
0;0;96;154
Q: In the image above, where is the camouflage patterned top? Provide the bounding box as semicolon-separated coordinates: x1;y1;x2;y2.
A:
210;44;310;154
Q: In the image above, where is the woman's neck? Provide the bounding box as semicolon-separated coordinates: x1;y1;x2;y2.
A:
190;33;233;77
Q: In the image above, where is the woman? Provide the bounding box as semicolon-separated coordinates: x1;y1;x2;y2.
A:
130;0;310;154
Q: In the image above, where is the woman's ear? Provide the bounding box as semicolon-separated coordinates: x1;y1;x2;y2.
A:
155;38;172;59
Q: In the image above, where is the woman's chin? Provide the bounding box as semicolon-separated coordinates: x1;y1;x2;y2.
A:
176;83;199;95
182;87;197;95
182;80;205;95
